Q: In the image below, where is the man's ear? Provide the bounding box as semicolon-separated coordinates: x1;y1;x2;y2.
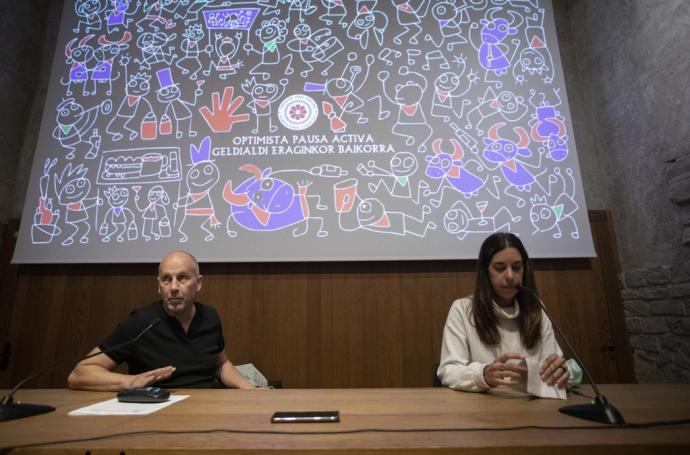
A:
196;274;204;292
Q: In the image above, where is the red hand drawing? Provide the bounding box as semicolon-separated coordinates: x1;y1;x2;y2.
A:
199;87;250;132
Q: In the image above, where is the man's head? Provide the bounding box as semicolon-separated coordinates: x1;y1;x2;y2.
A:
157;251;202;318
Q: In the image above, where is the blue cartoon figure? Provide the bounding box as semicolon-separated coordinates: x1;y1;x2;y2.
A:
223;164;327;238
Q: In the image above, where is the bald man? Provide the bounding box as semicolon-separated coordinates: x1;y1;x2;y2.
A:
68;251;256;390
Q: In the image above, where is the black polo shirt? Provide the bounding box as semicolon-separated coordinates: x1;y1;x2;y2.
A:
99;301;225;388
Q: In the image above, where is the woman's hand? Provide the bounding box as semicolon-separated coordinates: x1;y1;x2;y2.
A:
540;353;569;388
483;352;527;388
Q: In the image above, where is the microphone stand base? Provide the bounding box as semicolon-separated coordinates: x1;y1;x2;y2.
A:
0;403;56;422
559;397;625;425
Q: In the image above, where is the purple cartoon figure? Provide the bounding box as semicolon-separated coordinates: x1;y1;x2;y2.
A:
223;165;326;238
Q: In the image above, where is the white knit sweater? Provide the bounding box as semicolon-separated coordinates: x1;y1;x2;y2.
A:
437;297;565;392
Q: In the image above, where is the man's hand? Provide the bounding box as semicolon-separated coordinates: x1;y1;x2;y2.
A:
540;353;569;388
483;352;526;388
126;366;176;389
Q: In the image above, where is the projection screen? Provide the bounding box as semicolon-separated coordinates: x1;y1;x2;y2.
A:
13;0;595;263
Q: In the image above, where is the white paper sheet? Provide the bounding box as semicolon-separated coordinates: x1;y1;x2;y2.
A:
69;394;189;416
525;358;567;400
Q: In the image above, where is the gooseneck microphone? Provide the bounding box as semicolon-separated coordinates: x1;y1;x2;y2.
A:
516;284;625;425
0;317;161;422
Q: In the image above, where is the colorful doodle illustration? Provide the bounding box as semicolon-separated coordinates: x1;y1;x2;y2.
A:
287;23;343;77
482;122;545;207
223;164;327;237
346;2;388;48
241;77;288;133
18;0;594;261
99;186;138;242
425;138;486;207
199;86;251;132
53;98;112;160
54;163;102;246
135;185;172;240
529;167;579;239
336;178;436;237
74;0;107;34
31;159;62;244
173;136;221;242
378;66;432;152
357;153;428;205
244;17;293;79
443;199;521;240
425;1;469;51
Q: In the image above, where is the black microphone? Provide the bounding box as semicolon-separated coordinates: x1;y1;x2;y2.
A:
516;284;625;425
0;317;161;422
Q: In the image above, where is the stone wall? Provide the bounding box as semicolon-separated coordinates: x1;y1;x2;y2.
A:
554;0;690;382
622;263;690;382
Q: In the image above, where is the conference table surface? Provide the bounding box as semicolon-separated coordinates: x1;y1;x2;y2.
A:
1;384;689;454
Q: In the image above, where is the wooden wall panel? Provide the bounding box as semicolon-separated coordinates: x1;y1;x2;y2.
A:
0;211;634;389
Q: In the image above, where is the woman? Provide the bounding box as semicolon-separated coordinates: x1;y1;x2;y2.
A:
438;232;579;392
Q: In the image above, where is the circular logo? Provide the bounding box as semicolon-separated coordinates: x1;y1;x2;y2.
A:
278;94;318;130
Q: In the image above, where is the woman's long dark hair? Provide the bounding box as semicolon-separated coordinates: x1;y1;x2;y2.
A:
471;232;542;349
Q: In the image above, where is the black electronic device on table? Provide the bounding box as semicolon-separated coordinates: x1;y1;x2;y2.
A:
117;386;170;403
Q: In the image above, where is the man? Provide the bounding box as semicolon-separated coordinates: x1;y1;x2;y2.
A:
68;251;256;390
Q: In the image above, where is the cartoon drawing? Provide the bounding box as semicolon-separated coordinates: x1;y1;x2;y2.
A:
390;0;431;45
287;0;317;23
482;122;545;207
287;23;343;77
425;1;469;51
529;168;579;239
243;17;293;80
61;35;97;97
99;186;138;242
175;23;212;80
319;0;347;27
134;31;177;69
54;164;102;246
469;7;521;77
31;159;62;244
528;89;568;161
53;98;111;160
175;0;213;25
92;33;131;96
424;138;486;207
74;0;107;34
135;185;172;240
204;32;244;79
378;66;432;152
199;86;251;132
173;137;221;242
465;86;529;135
223;164;327;237
356;153;428;205
241;77;288;133
106;57;155;142
135;0;180;32
513;10;555;84
346;3;388;48
307;52;372;132
336;179;436;237
443;199;521;240
155;67;203;139
106;0;140;33
430;60;475;123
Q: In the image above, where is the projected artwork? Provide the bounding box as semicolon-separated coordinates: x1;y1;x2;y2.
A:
15;0;595;263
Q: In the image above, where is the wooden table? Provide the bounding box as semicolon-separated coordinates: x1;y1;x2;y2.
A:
1;385;689;454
